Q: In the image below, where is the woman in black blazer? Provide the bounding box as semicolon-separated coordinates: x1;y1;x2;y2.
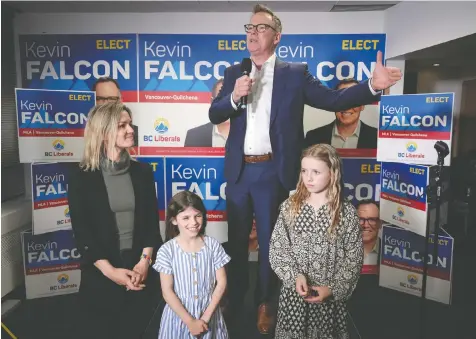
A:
68;102;163;339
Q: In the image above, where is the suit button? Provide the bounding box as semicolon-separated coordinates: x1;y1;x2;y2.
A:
84;246;89;250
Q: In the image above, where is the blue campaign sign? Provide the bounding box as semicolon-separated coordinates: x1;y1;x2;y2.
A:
138;34;385;102
379;93;454;137
342;157;381;206
23;230;81;271
136;157;166;220
16;88;95;137
165;157;226;219
32;163;71;204
19;34;137;100
381;225;453;280
380;162;428;206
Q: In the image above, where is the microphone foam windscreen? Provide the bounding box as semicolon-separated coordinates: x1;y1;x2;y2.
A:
241;58;252;74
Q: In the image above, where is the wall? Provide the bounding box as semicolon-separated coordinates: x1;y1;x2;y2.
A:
15;11;385;34
385;1;476;59
417;68;476;157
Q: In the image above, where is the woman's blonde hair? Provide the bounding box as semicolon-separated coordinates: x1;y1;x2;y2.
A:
80;102;133;171
288;144;344;234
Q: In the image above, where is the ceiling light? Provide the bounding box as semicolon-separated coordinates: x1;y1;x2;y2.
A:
433;63;440;67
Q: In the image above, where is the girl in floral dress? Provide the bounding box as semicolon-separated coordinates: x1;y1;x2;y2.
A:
269;144;363;339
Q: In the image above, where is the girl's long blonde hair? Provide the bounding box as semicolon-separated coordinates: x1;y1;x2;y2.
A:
80;102;133;171
288;144;344;234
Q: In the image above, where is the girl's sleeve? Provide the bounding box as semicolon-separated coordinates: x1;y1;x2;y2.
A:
153;243;173;275
329;206;364;301
269;203;302;288
212;238;230;271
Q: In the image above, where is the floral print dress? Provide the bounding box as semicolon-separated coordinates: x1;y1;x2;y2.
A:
269;199;363;339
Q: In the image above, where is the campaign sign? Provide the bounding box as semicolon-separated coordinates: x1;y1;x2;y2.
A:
16;88;95;162
379;225;453;304
136;157;166;240
379;162;429;236
377;93;454;166
32;162;75;235
342;157;381;206
340;156;381;274
165;157;227;242
19;34;137;102
22;229;81;299
138;34;385;103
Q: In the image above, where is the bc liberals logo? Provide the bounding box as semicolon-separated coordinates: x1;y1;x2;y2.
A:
407;274;418;285
57;273;69;284
397;206;405;217
52;139;65;151
154;118;169;134
406;142;417;153
64;207;70;218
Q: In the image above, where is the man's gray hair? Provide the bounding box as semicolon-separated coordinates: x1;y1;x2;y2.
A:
253;4;282;33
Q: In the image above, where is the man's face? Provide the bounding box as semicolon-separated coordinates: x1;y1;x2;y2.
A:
358;203;381;245
95;81;121;104
246;12;281;57
335;82;364;127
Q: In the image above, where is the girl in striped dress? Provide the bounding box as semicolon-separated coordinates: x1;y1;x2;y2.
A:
153;191;230;338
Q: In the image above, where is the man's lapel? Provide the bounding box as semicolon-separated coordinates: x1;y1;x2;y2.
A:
270;59;289;127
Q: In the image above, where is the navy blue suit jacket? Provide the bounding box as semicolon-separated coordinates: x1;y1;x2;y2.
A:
209;59;380;191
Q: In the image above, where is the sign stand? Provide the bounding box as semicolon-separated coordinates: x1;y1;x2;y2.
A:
420;141;450;339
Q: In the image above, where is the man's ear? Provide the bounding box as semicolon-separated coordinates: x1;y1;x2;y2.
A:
274;32;281;47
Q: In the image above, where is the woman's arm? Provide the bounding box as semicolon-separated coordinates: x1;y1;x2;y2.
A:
141;164;163;250
68;169;107;265
200;267;227;323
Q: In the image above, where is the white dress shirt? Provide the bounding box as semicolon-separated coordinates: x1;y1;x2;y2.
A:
231;54;276;155
230;55;380;155
211;125;227;147
331;120;361;149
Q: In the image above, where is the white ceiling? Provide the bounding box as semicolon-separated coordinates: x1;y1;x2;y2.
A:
3;1;400;13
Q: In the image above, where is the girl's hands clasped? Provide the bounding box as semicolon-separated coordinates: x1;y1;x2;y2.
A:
304;286;332;303
186;318;208;336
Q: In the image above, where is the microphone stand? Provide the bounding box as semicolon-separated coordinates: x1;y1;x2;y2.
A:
420;141;449;339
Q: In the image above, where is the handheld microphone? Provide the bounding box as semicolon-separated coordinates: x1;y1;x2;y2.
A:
240;58;252;109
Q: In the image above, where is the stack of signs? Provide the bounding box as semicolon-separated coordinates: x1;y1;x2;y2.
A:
32;162;73;235
377;93;454;166
22;229;81;299
16;88;95;163
379;161;449;236
377;93;454;304
379;225;453;304
28;162;81;299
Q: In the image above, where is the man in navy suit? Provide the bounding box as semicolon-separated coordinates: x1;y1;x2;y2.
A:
209;4;402;334
305;78;379;149
184;79;228;147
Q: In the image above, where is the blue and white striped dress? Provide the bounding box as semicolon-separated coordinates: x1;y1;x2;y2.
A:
153;236;230;339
